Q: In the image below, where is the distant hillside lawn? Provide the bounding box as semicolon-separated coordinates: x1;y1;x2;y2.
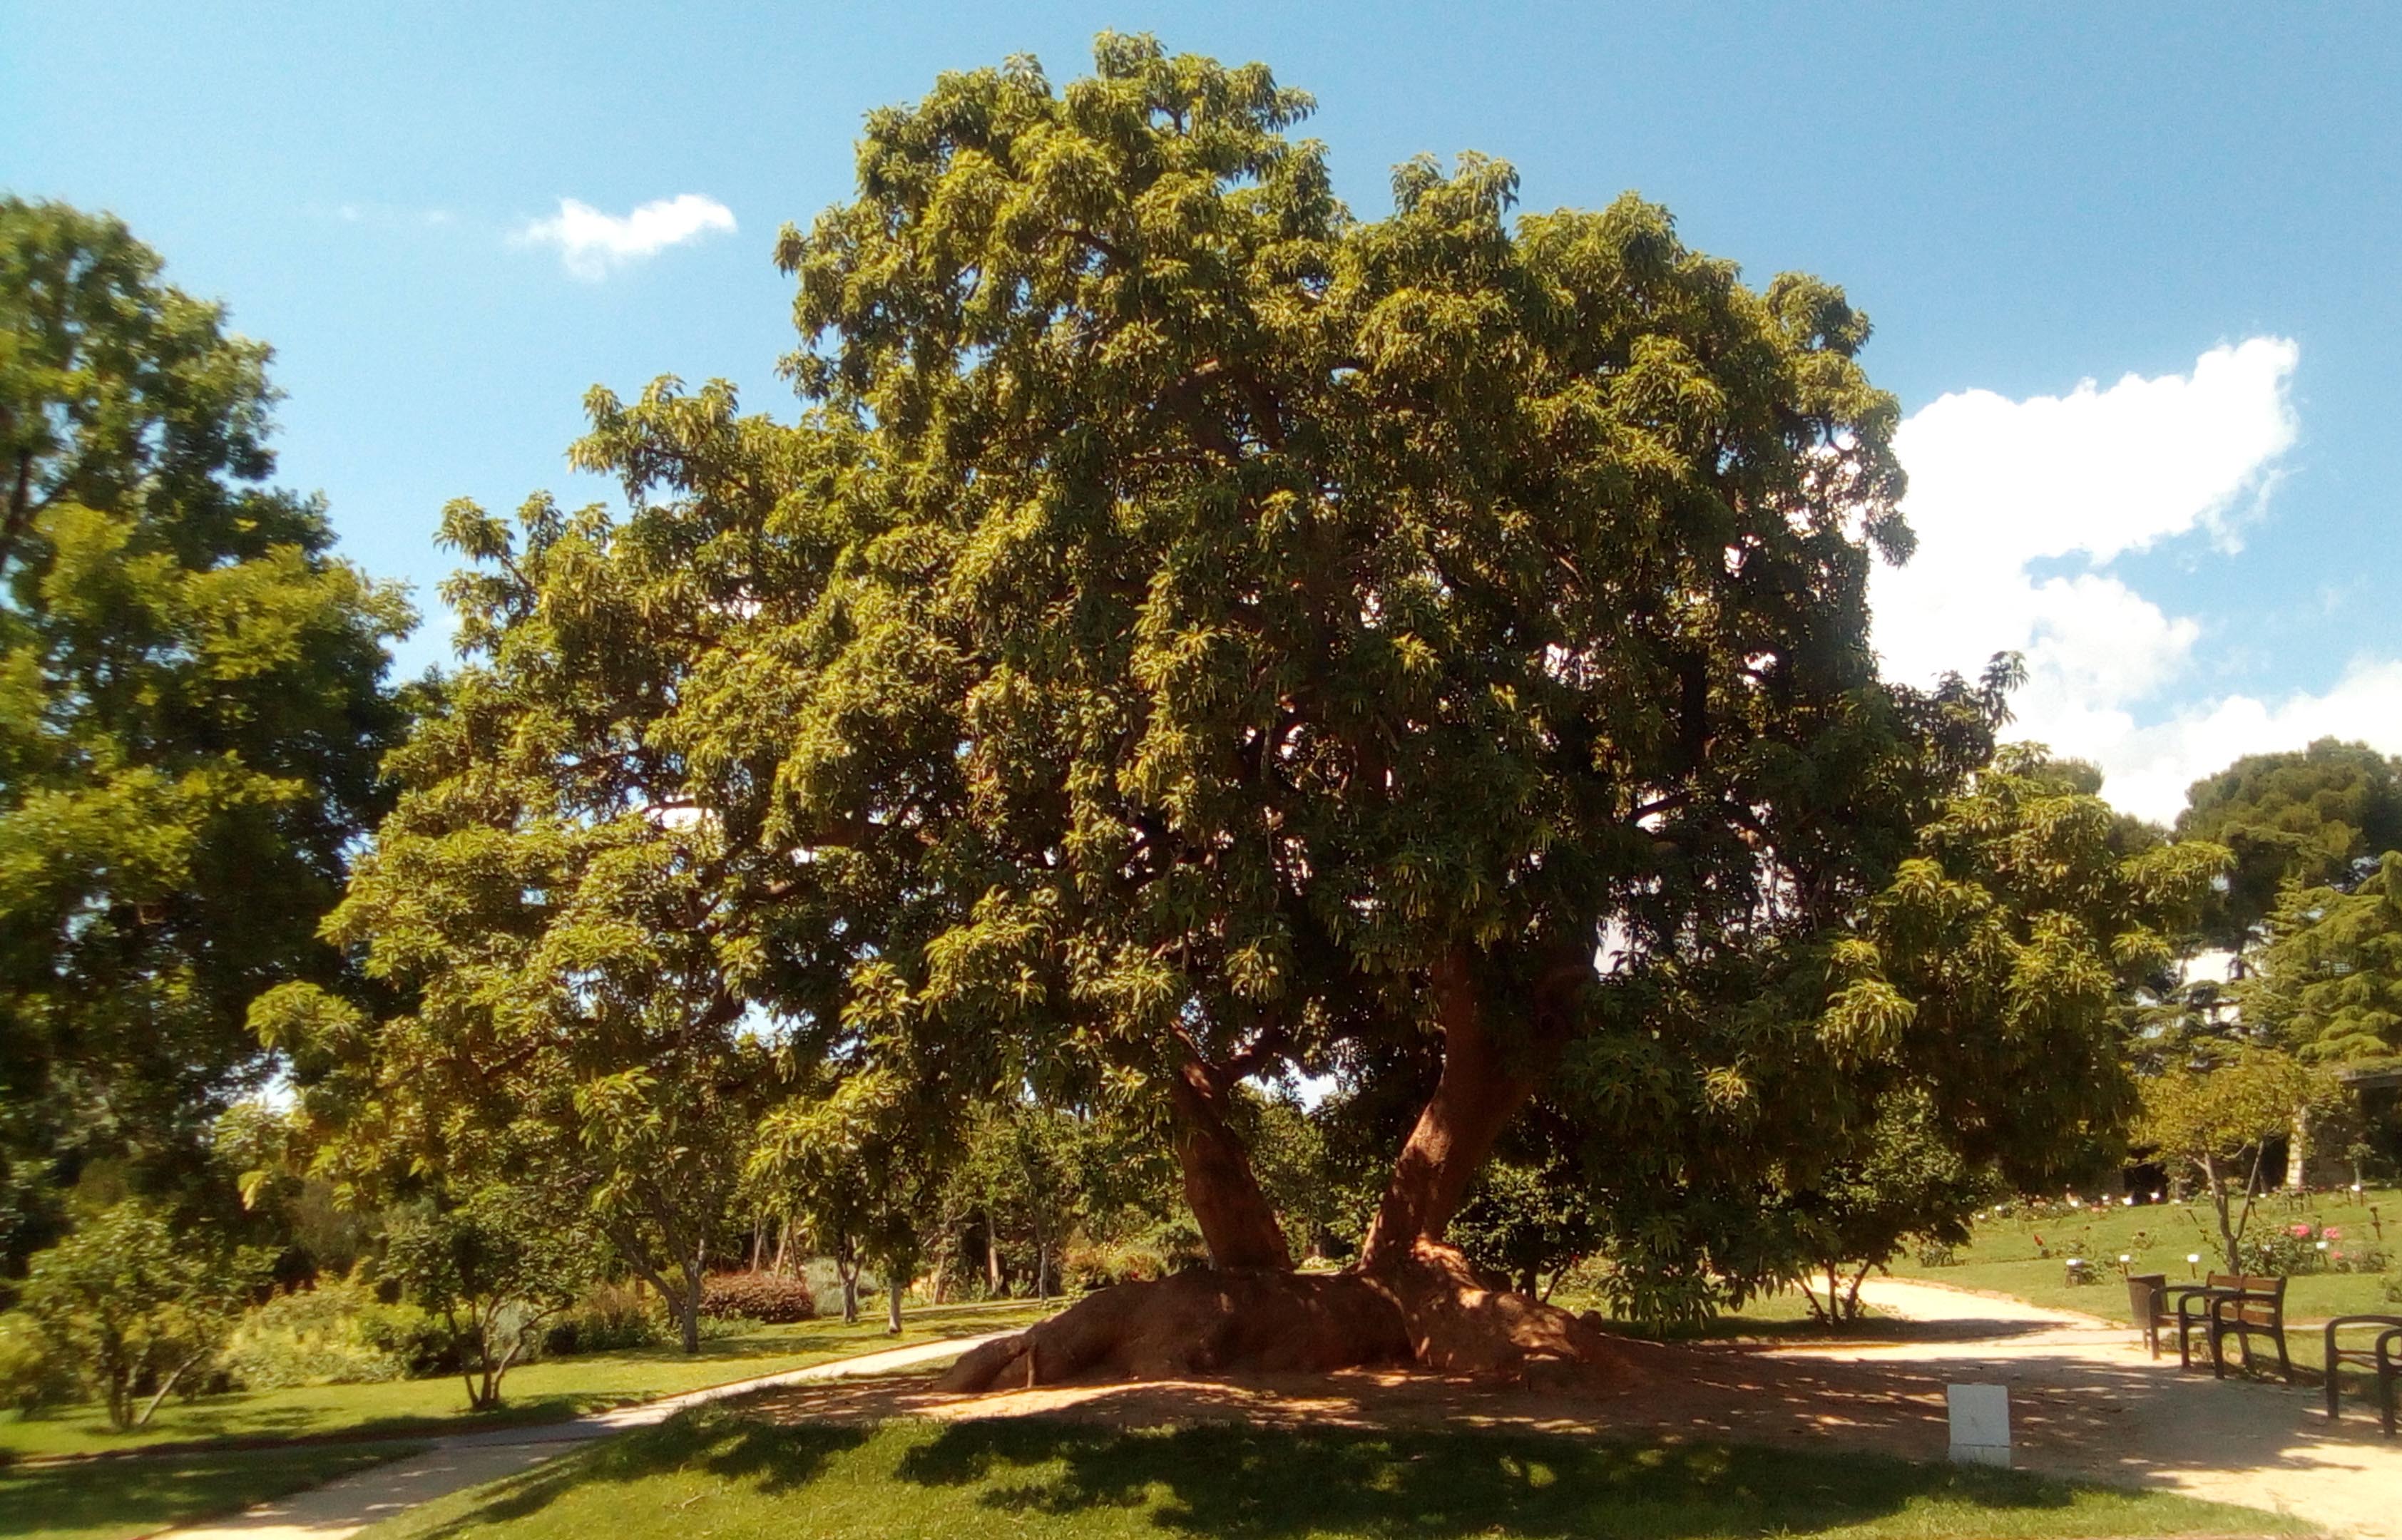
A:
362;1410;2301;1540
1886;1185;2402;1381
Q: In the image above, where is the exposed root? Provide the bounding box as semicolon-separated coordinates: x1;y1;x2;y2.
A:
935;1242;1636;1394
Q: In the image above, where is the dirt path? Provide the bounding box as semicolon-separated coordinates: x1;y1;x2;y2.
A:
157;1332;1017;1540
1821;1277;2402;1538
740;1281;2398;1539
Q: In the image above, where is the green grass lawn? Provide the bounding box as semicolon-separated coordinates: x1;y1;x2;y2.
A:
0;1441;419;1540
1885;1184;2402;1382
0;1298;1051;1463
361;1408;2305;1540
1886;1184;2401;1320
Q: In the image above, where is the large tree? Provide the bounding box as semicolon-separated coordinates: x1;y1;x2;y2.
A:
0;200;412;1268
256;493;777;1355
297;36;2221;1386
2175;739;2402;967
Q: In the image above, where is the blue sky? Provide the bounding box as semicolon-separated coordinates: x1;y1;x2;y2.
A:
6;3;2398;818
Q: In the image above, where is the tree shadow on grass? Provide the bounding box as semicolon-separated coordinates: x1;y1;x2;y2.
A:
887;1419;2200;1540
393;1413;872;1540
0;1444;411;1540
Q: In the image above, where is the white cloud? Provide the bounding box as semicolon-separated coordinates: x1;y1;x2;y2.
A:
1871;339;2328;822
2094;661;2402;823
513;194;735;279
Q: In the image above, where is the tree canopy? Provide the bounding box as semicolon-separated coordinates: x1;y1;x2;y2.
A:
271;37;2232;1385
0;199;412;1268
2175;739;2402;962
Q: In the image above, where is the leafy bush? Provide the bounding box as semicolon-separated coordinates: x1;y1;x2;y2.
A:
1913;1242;1960;1268
0;1313;76;1413
220;1277;407;1389
699;1272;817;1324
2239;1221;2386;1275
544;1283;664;1355
1063;1236;1186;1291
21;1201;275;1428
357;1300;456;1377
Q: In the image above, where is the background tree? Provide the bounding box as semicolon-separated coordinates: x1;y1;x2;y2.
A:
1545;748;2218;1327
747;1067;946;1332
2247;850;2402;1067
2135;1047;2334;1272
1446;1153;1599;1300
384;1186;591;1410
0;198;412;1268
258;495;782;1355
19;1199;272;1429
942;1100;1088;1305
2175;739;2402;970
1775;1092;1992;1324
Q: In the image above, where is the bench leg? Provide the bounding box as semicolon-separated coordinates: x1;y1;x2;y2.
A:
2276;1331;2293;1387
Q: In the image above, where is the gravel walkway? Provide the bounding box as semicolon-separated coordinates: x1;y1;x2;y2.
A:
158;1332;1013;1540
1811;1278;2402;1537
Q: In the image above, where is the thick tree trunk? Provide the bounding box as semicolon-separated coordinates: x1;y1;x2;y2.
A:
938;950;1630;1397
2286;1105;2311;1190
1165;1054;1293;1271
1360;954;1549;1270
886;1273;904;1335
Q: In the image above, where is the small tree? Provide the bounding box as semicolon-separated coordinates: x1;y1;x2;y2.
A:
945;1103;1088;1305
1448;1156;1599;1300
2137;1049;2333;1273
748;1071;943;1332
384;1188;590;1410
20;1201;272;1429
1782;1092;1993;1323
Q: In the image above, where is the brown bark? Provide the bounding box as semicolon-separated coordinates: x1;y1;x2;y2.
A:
1166;1054;1294;1271
934;1242;1636;1392
1360;952;1552;1270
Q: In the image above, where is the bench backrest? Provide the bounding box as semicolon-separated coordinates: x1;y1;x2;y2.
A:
2204;1272;2286;1325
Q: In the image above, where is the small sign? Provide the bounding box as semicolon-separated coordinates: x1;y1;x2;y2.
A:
1948;1382;2010;1468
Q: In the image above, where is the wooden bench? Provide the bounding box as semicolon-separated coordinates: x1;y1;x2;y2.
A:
2127;1272;2223;1365
2322;1313;2402;1434
2189;1273;2291;1383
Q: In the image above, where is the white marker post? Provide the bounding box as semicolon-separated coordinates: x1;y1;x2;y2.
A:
1947;1383;2010;1468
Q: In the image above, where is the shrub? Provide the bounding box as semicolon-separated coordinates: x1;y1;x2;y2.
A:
357;1300;456;1377
0;1313;76;1414
1913;1242;1959;1268
1063;1236;1185;1291
543;1283;663;1355
699;1272;817;1324
220;1277;407;1390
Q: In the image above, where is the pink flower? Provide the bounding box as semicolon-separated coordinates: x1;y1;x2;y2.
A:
2325;1226;2344;1240
2290;1223;2311;1237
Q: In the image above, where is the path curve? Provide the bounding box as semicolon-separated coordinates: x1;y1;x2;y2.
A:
1810;1276;2402;1537
158;1331;1015;1540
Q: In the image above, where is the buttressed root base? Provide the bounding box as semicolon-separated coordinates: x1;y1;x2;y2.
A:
935;1243;1637;1393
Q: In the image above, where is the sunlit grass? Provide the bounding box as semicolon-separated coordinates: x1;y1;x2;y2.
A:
0;1298;1049;1462
0;1441;419;1540
362;1409;2304;1540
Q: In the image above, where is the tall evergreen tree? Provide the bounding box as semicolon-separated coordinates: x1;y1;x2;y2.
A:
2175;739;2402;966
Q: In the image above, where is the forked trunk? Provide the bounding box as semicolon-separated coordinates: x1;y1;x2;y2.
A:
936;950;1630;1395
1360;953;1551;1271
1166;1054;1293;1270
